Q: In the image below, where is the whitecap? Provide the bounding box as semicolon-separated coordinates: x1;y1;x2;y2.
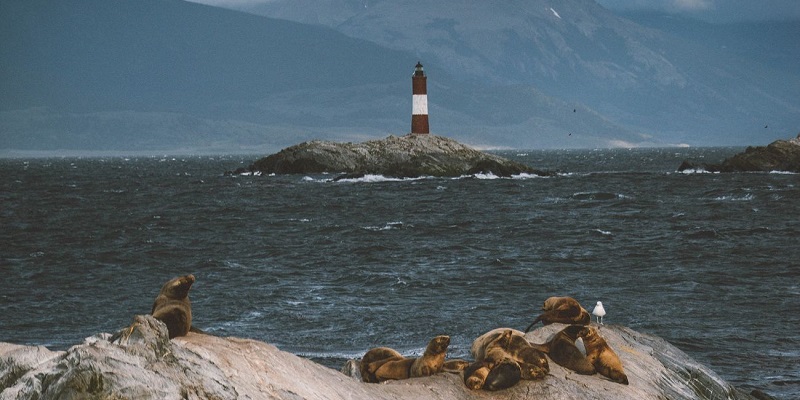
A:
297;350;370;361
593;229;612;236
512;173;549;180
335;174;422;183
473;172;500;180
679;168;713;174
713;194;754;201
363;221;405;231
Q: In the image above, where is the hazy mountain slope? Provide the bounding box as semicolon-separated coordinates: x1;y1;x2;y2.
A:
621;12;800;76
246;0;800;146
0;0;409;113
1;0;646;152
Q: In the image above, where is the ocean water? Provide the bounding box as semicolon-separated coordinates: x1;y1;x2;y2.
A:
1;148;798;399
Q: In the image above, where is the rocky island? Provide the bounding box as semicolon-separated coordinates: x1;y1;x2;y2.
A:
237;134;549;178
678;134;800;173
0;315;770;400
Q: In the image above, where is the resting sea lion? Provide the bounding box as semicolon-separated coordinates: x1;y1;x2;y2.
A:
360;347;404;383
465;330;519;390
463;358;521;391
151;274;195;339
578;326;629;385
524;296;590;331
361;335;452;382
532;325;595;375
466;328;549;390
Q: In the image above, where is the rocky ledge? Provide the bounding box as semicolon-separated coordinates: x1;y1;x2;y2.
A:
238;134;549;178
1;315;768;400
678;134;800;173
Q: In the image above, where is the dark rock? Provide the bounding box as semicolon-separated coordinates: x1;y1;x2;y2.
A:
248;134;548;178
678;134;800;173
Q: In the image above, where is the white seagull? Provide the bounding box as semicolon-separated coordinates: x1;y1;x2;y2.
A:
592;301;606;325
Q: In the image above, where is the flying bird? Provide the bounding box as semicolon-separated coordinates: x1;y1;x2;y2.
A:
592;301;606;325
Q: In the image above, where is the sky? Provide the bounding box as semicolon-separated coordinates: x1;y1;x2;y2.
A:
189;0;800;23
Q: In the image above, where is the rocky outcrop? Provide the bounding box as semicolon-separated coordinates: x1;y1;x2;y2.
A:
240;134;549;178
1;315;764;400
678;134;800;173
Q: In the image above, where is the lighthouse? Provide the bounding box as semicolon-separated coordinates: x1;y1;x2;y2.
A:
411;61;429;134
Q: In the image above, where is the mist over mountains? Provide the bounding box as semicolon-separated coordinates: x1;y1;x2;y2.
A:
1;0;798;154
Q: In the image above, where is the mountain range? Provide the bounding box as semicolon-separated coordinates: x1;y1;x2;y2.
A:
1;0;798;153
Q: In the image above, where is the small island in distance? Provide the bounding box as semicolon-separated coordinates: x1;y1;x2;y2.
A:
234;133;551;179
679;133;800;173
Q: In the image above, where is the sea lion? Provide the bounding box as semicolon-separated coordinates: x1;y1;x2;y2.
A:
360;347;404;383
524;296;590;331
532;325;595;375
578;326;629;385
361;335;451;382
465;330;519;390
466;328;549;390
463;358;521;391
150;274;195;339
410;335;450;377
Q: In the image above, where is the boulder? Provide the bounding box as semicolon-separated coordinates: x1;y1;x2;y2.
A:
678;134;800;173
244;134;549;178
0;315;764;400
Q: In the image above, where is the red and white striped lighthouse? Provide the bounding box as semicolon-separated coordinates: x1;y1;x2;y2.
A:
411;61;429;134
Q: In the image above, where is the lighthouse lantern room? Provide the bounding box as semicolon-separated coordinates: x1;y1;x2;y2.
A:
411;62;430;134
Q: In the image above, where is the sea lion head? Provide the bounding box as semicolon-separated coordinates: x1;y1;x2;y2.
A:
562;324;588;341
160;274;195;299
576;326;598;342
483;358;522;391
425;335;450;355
526;297;590;331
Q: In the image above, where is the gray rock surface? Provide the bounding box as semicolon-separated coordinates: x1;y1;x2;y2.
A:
1;316;759;400
244;134;548;178
678;134;800;173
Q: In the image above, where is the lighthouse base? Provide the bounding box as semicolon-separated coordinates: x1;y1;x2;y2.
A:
411;114;429;134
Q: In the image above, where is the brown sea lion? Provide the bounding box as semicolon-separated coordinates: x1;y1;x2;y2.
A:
465;330;518;390
463;358;521;391
410;335;450;377
578;326;629;385
532;325;595;375
524;296;591;331
151;274;195;339
360;347;404;383
503;332;549;380
471;328;526;361
466;328;549;390
361;335;452;382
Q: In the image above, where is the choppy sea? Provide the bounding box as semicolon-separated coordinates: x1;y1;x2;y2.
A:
1;147;798;399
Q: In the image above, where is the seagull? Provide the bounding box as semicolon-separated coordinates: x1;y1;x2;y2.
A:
592;301;606;325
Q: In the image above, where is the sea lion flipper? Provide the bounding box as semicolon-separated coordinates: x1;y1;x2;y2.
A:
442;359;470;372
528;342;549;354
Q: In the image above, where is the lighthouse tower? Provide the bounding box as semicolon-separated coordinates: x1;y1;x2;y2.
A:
411;62;429;134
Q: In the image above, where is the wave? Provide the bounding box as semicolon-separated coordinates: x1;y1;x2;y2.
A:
571;191;630;201
713;194;754;201
362;221;406;231
678;168;714;174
